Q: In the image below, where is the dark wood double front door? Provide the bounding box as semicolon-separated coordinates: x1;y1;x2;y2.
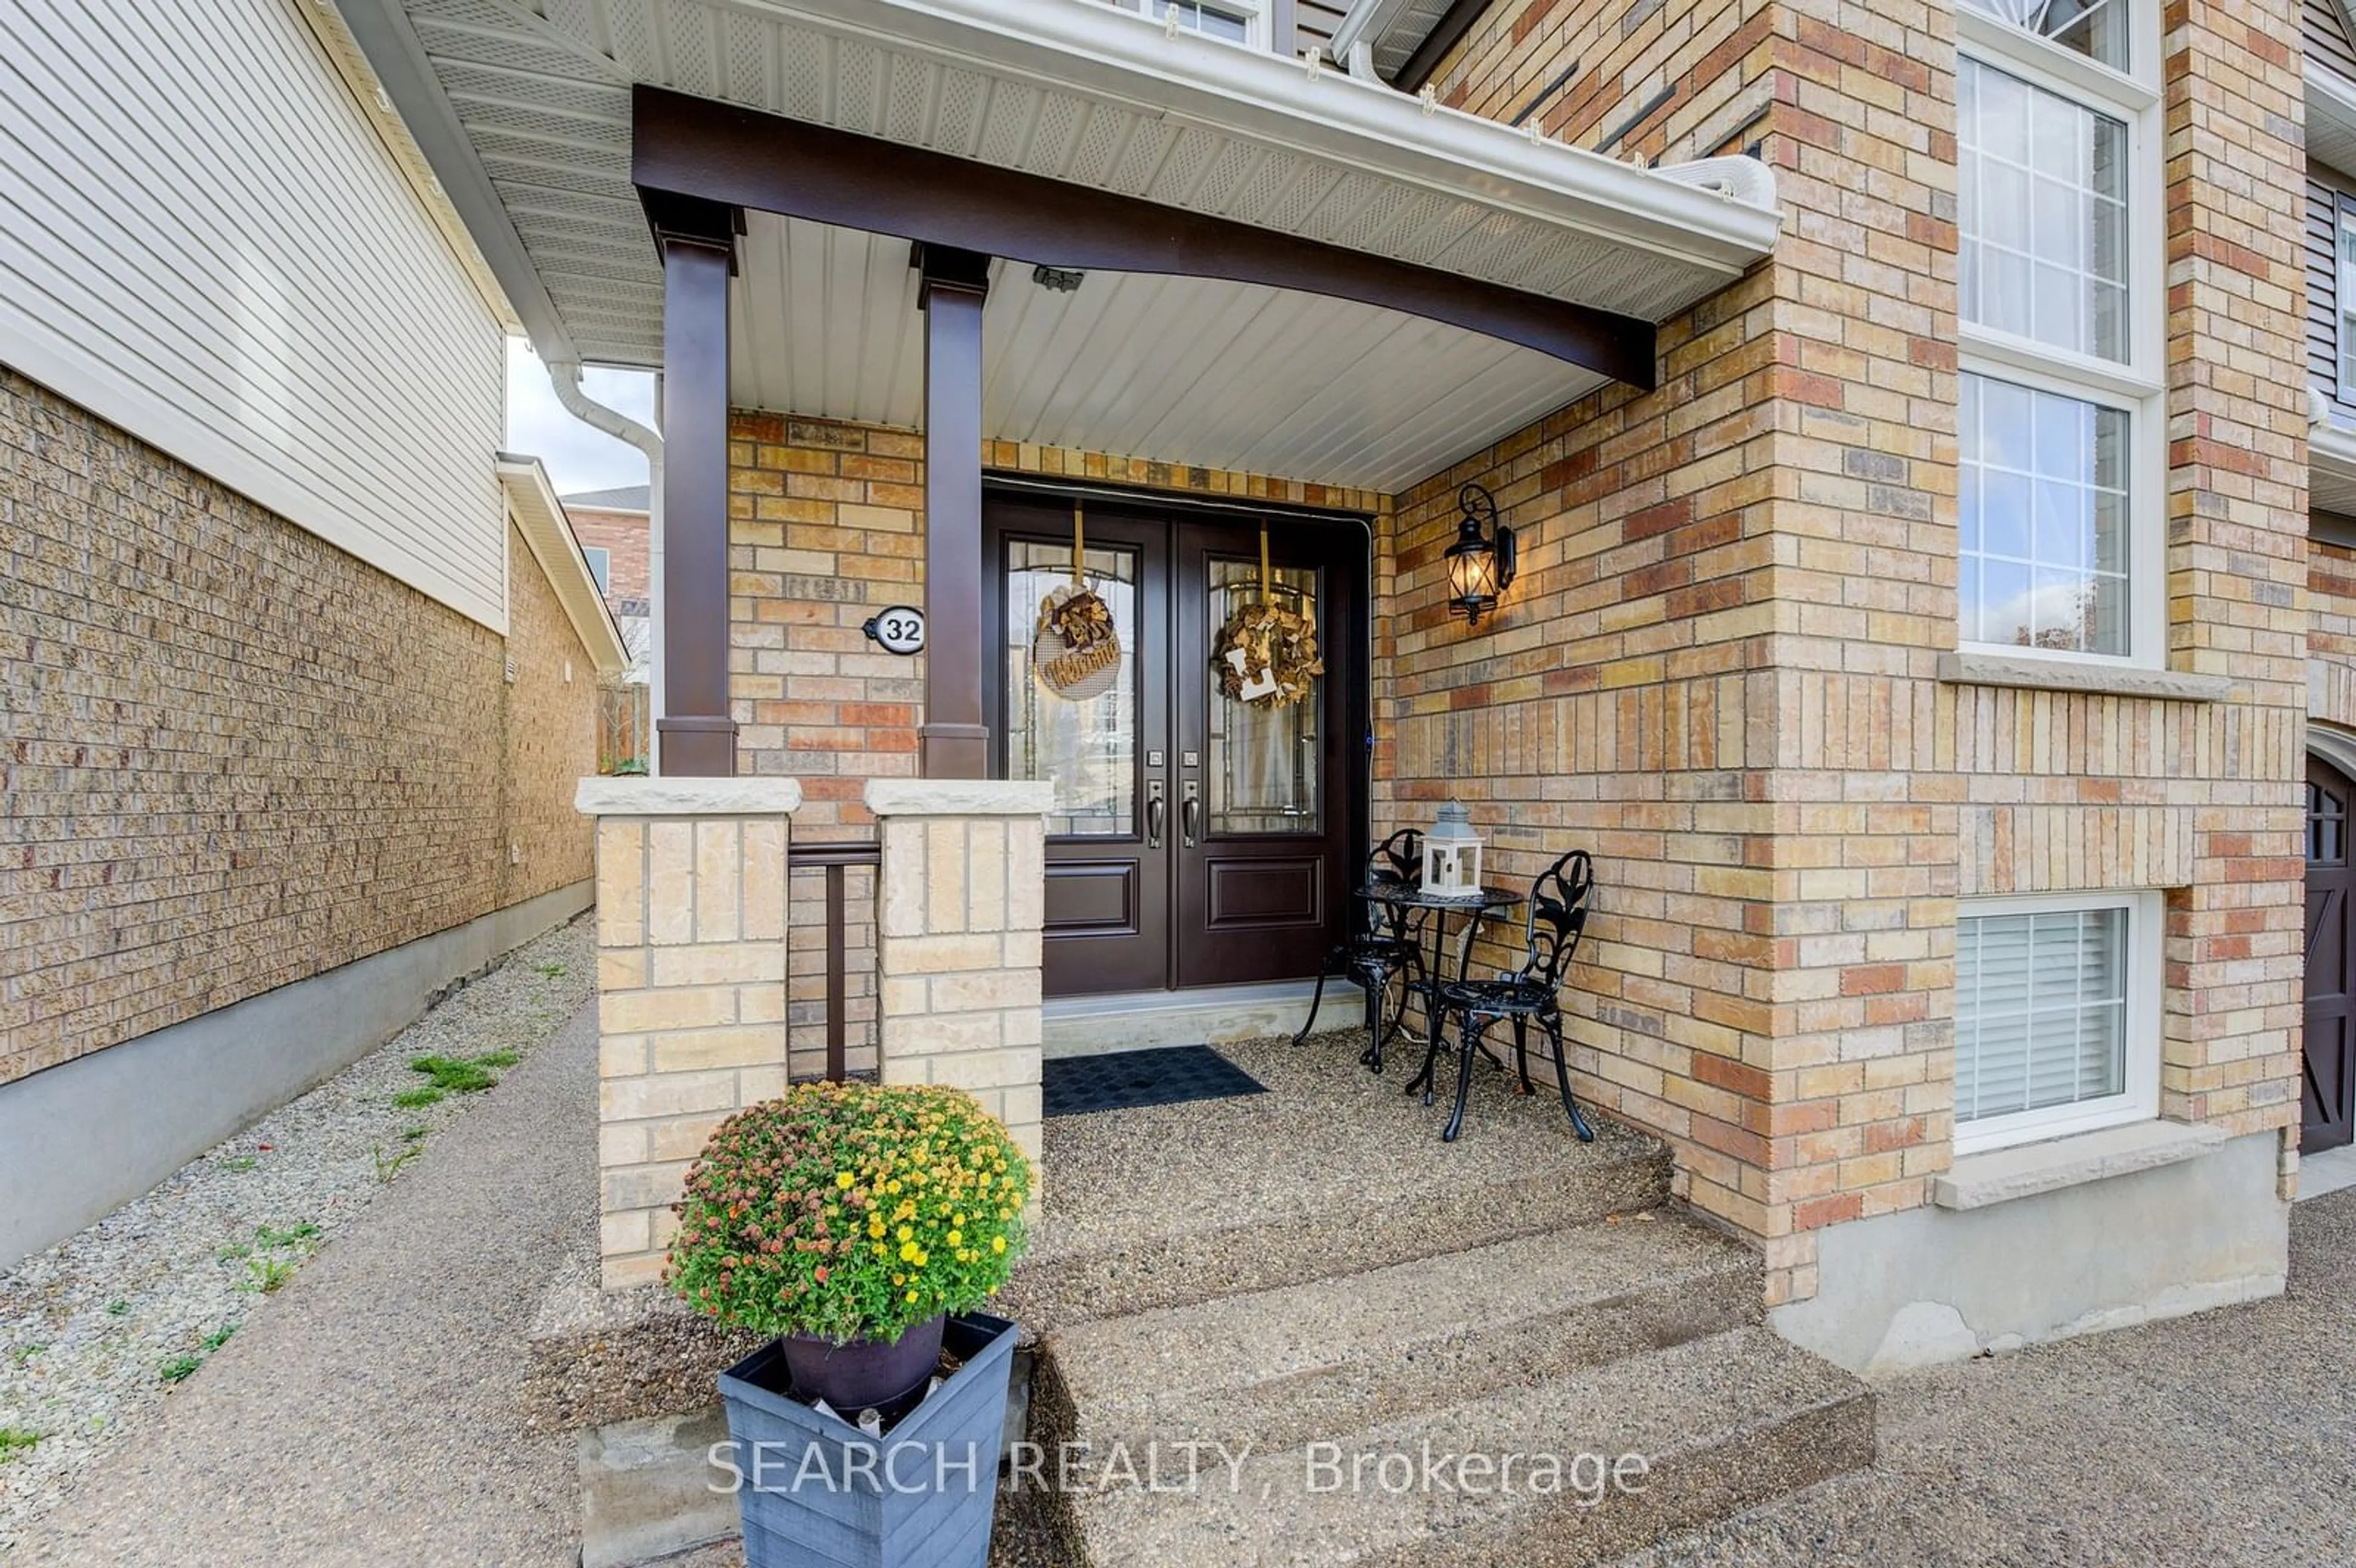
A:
984;491;1365;998
2307;755;2356;1153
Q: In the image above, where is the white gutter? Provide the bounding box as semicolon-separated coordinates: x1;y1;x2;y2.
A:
732;0;1781;282
549;358;668;775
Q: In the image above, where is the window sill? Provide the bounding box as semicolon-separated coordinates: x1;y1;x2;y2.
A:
1938;651;2234;703
1933;1120;2230;1211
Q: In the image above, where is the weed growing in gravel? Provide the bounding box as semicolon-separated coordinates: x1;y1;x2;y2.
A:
223;1156;257;1172
474;1049;520;1069
12;1343;46;1367
391;1087;444;1109
535;962;568;978
0;1428;39;1462
106;1300;129;1316
200;1324;237;1353
401;1124;431;1142
373;1143;422;1185
158;1355;202;1384
253;1222;320;1251
408;1055;499;1094
240;1257;297;1295
215;1242;250;1261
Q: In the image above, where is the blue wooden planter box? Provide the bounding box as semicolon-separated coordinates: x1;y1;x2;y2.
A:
717;1313;1017;1568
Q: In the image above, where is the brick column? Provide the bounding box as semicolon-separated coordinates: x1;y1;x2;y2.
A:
576;777;801;1289
865;780;1049;1190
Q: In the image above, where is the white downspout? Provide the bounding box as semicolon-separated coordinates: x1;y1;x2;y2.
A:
547;358;667;775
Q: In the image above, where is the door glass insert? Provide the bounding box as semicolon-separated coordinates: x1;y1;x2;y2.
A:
1006;538;1139;836
1206;556;1320;836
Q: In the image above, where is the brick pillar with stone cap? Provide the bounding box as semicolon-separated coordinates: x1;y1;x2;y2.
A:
576;777;801;1289
866;779;1050;1197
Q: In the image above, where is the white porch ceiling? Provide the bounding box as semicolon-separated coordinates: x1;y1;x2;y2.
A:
339;0;1777;489
736;215;1603;489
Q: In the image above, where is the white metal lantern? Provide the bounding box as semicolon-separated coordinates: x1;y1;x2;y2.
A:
1423;801;1484;896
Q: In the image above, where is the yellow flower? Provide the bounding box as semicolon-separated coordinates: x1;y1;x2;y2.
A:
896;1224;913;1243
991;1236;1007;1254
947;1229;962;1247
899;1242;920;1263
906;1289;918;1303
835;1171;855;1189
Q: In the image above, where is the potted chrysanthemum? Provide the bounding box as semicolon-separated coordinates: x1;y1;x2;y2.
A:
666;1081;1032;1568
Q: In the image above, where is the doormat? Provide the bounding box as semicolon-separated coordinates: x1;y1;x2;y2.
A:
1043;1045;1267;1118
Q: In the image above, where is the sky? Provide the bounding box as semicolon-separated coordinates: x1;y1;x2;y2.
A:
503;336;658;499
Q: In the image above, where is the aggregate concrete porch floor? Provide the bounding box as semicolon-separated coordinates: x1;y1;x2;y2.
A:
1027;1030;1659;1256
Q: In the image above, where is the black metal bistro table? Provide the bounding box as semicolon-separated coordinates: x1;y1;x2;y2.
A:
1353;882;1523;1074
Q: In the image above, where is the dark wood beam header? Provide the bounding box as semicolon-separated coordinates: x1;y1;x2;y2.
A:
631;85;1656;390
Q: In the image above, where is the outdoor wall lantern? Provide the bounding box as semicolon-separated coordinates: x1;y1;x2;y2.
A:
1423;800;1485;897
1442;482;1516;628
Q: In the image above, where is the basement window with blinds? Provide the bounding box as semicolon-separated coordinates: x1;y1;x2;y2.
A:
1954;891;2161;1155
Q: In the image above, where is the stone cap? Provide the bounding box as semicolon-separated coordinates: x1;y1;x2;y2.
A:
1932;1120;2230;1211
1937;651;2232;704
865;779;1055;817
574;777;803;817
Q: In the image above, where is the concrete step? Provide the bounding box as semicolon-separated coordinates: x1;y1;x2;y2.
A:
1041;1324;1876;1568
998;1123;1672;1335
1033;1212;1763;1461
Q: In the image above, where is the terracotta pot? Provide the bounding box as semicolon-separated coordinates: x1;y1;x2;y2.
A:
780;1312;946;1415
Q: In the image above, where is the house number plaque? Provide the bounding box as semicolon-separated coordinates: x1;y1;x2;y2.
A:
861;605;926;655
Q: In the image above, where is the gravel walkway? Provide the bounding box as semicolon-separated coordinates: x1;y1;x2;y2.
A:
0;917;594;1551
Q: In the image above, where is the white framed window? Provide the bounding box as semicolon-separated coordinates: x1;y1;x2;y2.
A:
2339;201;2356;396
583;545;613;594
1954;890;2162;1155
1957;1;2162;668
1131;0;1266;47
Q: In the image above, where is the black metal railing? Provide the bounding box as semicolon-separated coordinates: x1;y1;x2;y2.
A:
788;840;880;1082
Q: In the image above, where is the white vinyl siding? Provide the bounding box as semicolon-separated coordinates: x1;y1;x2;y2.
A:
0;0;506;629
1955;891;2161;1154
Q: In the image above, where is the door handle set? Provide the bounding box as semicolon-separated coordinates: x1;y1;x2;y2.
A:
1181;781;1201;847
1147;781;1166;850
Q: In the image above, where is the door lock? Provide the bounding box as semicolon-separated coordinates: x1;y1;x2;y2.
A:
1146;779;1166;849
1181;779;1201;847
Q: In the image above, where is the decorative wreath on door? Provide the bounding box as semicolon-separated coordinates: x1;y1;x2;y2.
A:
1032;501;1122;702
1211;523;1323;709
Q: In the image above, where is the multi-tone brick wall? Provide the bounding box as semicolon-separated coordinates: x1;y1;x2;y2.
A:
568;504;650;608
503;519;602;904
0;367;600;1086
1382;0;2307;1301
2314;537;2356;729
1377;0;1955;1294
2128;0;2307;1145
725;410;1382;1078
1428;0;1771;165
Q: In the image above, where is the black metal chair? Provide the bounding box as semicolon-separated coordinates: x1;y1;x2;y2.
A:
1411;848;1597;1143
1293;828;1426;1070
